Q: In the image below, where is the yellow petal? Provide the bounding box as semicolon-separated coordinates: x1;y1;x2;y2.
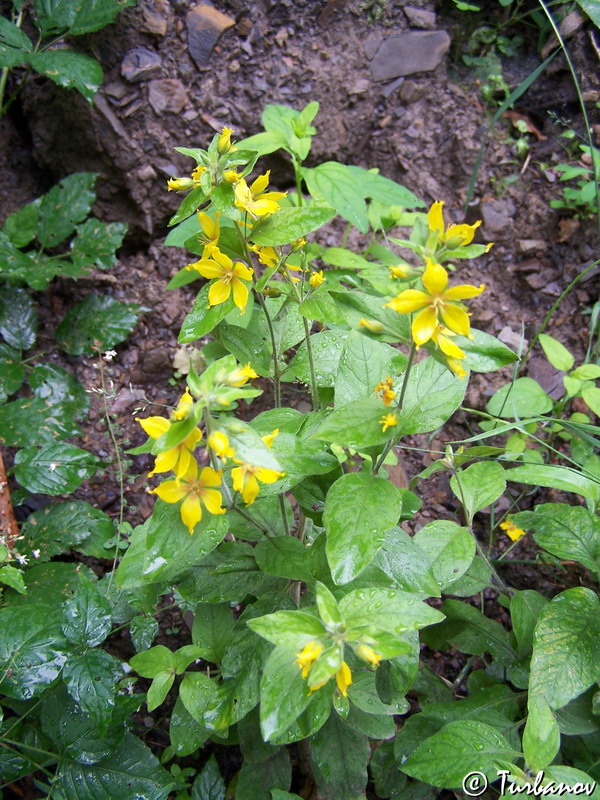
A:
412;306;438;346
251;198;282;216
151;480;188;504
255;467;284;484
422;260;448;295
137;416;170;439
335;662;352;697
180;459;198;483
181;493;202;534
184;428;203;449
149;447;179;477
232;262;254;281
427;201;444;234
440;304;471;338
444;283;485;301
242;474;260;505
198;211;215;239
250;171;270;195
200;466;223;487
174;447;193;480
231;466;245;495
193;259;225;280
435;332;465;359
208;279;232;307
385;289;431;314
445;221;480;247
231;278;249;312
200;487;225;515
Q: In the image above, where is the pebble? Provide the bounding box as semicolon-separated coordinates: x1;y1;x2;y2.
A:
138;0;169;35
137;165;157;181
121;47;162;83
480;198;516;234
404;6;437;29
498;326;528;351
186;4;235;68
148;78;188;115
370;31;451;82
517;239;547;253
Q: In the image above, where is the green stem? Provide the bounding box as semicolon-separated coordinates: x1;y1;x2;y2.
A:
302;315;320;411
278;494;290;536
293;160;304;207
256;289;281;407
373;341;417;473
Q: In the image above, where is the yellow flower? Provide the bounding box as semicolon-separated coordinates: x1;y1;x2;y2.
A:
225;363;258;387
262;428;279;448
208;431;235;463
389;264;412;279
167;177;194;192
374;377;396;407
197;211;220;249
188;246;253;312
223;170;239;183
309;270;326;289
249;244;279;268
218;126;234;153
335;661;352;697
500;519;526;542
428;200;481;249
386;259;484;346
234;171;286;218
430;325;467;379
356;644;382;668
191;165;206;183
150;461;225;534
291;237;307;251
231;461;285;505
359;318;384;334
380;413;398;432
295;640;323;679
136;389;201;481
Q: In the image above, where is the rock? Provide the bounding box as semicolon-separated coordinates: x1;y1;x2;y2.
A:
363;34;381;60
527;356;565;399
148;78;188;115
518;239;547;253
121;47;162;83
381;75;404;98
142;347;172;375
139;0;169;35
404;6;436;29
349;78;370;95
480;198;516;235
104;80;128;99
399;79;425;104
137;165;157;181
186;4;235;68
370;31;450;81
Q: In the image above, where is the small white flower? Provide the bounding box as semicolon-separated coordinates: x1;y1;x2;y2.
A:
49;463;57;472
104;350;117;362
16;554;28;565
32;549;41;559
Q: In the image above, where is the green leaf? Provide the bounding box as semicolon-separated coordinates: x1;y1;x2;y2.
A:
487;377;553;419
130;615;158;652
340;587;444;635
53;731;174;799
236;749;292;800
70;219;127;270
321;247;373;269
215;321;271;376
63;649;120;731
398;357;467;435
191;603;233;665
147;671;176;711
130;645;176;678
0;604;68;699
236;129;288;156
513;503;600;573
0;396;80;446
2;198;39;248
248;610;326;650
349;669;409;716
334;330;404;404
374;528;440;596
267;432;338;491
36;172;96;248
170;696;207;757
29;363;90;420
454;328;519;372
543;766;600;800
19;500;116;561
538;333;574;371
510;589;549;656
116;500;227;590
287;330;348;387
571;364;600;380
0;287;37;349
505;463;600;501
582;386;600;417
346;165;424;208
450;461;506;521
329;289;410;343
529;587;600;710
324;472;404;584
298;287;347;326
443;555;491;597
62;576;112;646
26;50;103;103
251;207;336;246
523;695;560;771
33;0;136;35
576;0;600;26
255;537;313;582
0;565;26;594
14;442;100;494
56;294;141;355
169;186;206;226
304;162;368;233
0;343;24;401
413;520;475;590
311;397;392;449
179;671;217;723
309;713;370;800
0;15;32;67
179;284;236;343
191;754;225;800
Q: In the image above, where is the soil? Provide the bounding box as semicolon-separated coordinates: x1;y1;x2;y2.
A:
1;0;600;797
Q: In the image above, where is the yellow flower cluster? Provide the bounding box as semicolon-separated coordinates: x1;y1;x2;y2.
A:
374;376;396;407
294;639;383;697
500;519;527;542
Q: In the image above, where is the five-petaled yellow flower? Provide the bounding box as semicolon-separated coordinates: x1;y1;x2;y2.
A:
428;201;483;249
188;246;253;312
295;641;323;679
208;431;235;463
374;377;396;406
234;171;286;218
386;259;484;347
136;389;200;481
197;211;220;249
309;270;325;289
500;519;526;542
380;413;398;432
150;461;225;534
231;460;285;505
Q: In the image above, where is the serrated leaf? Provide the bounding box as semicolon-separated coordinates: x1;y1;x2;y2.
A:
70;219;127;270
1;198;39;248
33;0;137;35
56;294;141;355
0;343;24;401
0;15;32;67
36;172;96;248
0;287;37;349
62;576;112;646
63;649;120;731
29;362;90;419
53;731;174;799
27;49;103;103
529;587;600;710
303;162;368;233
0;396;81;446
251;207;336;246
14;442;100;494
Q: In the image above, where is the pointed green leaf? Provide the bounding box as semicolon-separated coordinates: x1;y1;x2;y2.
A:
63;649;120;730
27;50;103;103
14;442;100;494
251;207;336;246
56;294;141;355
